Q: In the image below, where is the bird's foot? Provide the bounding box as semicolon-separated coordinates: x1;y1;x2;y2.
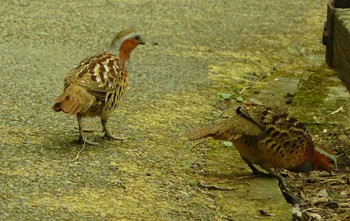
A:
252;170;270;177
78;136;98;145
82;129;97;133
103;132;127;140
74;127;97;133
278;179;296;192
281;189;305;205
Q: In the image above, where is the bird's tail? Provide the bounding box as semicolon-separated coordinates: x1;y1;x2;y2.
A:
186;119;235;141
186;123;222;140
52;84;94;115
186;114;263;141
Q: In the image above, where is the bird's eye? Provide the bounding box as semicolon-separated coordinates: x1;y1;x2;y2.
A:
134;35;140;40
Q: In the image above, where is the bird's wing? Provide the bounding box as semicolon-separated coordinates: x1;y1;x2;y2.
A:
187;103;292;141
64;52;127;101
257;123;312;171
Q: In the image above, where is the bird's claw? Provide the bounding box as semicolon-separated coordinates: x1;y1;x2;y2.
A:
282;189;305;205
78;136;98;145
103;133;127;140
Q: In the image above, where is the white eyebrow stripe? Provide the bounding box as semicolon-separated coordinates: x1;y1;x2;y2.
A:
315;146;337;163
111;32;139;52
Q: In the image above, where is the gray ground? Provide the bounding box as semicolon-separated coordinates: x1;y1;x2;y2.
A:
1;1;349;220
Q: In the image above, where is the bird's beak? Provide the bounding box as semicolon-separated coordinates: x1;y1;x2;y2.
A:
139;39;145;45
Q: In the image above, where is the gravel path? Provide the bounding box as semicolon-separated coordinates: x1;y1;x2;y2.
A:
2;1;347;220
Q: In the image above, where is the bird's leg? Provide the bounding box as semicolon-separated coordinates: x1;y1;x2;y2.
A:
264;168;288;190
241;155;267;177
241;156;302;204
242;156;299;201
101;117;126;140
264;168;296;192
77;114;98;145
265;168;304;205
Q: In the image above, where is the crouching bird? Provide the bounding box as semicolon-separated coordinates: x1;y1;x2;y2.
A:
52;29;144;144
187;102;337;189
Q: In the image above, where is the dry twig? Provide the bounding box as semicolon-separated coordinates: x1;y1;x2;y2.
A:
72;140;87;162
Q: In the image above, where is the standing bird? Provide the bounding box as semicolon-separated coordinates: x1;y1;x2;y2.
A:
52;29;144;144
187;103;337;189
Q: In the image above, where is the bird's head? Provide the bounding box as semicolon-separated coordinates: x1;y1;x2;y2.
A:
312;144;338;173
110;28;145;61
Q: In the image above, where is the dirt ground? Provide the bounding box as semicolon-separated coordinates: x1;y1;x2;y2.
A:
1;1;349;220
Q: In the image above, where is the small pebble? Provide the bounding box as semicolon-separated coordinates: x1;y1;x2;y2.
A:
316;189;328;198
325;202;339;209
302;212;322;221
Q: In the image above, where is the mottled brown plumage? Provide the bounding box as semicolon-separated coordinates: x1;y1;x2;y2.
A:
187;103;337;188
52;29;144;144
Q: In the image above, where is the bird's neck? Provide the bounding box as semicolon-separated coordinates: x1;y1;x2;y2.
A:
119;47;132;64
117;40;139;69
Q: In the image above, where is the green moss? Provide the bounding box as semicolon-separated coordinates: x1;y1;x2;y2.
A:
290;66;350;130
